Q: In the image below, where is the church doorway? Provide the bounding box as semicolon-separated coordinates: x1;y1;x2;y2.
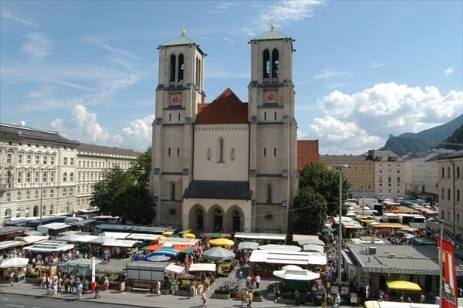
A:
33;205;39;217
213;208;223;232
232;210;241;232
196;210;204;231
188;205;206;233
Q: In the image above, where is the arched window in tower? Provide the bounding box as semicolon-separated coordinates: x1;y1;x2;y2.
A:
170;54;176;82
272;49;280;78
178;54;184;81
267;185;272;203
263;49;270;78
196;57;202;89
217;138;224;163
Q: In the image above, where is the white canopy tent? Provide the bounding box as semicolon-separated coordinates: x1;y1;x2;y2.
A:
165;263;185;274
0;257;29;268
273;268;320;281
188;263;216;272
258;244;301;252
250;249;327;266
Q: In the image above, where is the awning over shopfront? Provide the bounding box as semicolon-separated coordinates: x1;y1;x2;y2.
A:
102;232;131;239
0;240;23;250
258;244;301;252
126;233;161;241
165;263;185;274
15;235;49;245
25;241;74;252
249;249;326;266
102;238;139;247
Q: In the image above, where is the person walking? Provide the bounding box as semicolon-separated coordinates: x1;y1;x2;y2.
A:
294;289;301;306
255;274;261;289
238;270;243;283
245;274;252;289
247;290;253;307
10;271;15;287
76;279;83;300
201;289;208;307
334;292;341;308
94;281;101;299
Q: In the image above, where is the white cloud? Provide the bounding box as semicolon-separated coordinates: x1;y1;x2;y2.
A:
84;36;141;60
112;115;155;151
301;82;463;154
1;9;39;28
51;105;109;144
264;0;327;26
444;67;454;76
313;69;353;80
21;32;53;59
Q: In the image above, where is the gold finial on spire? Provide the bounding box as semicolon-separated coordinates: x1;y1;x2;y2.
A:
270;18;275;31
182;24;186;37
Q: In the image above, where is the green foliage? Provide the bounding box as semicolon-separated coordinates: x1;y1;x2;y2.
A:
292;187;326;235
90;148;155;224
281;291;294;299
440;124;463;150
298;163;350;217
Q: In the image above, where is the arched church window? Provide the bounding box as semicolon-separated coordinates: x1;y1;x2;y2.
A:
217;138;224;163
272;49;280;78
263;49;270;78
178;54;184;81
170;54;176;82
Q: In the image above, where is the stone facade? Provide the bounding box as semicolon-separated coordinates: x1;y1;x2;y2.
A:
151;26;298;233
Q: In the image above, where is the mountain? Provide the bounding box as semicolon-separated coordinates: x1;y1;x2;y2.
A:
380;114;463;156
440;124;463;150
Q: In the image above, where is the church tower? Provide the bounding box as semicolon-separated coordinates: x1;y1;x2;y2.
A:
248;24;298;233
151;28;206;226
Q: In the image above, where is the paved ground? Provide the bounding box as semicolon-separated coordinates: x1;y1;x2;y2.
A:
0;260;303;308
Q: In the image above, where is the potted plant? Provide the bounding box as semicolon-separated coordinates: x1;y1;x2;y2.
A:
253;290;263;302
213;287;231;300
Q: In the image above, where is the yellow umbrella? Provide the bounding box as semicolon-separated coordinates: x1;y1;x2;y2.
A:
162;231;174;237
209;238;234;247
182;233;196;239
386;280;422;292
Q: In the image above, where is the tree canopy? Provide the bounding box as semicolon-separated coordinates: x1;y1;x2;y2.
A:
90;148;155;224
291;163;350;235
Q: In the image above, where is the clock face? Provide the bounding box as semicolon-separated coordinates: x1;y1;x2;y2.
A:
169;93;183;105
264;90;277;103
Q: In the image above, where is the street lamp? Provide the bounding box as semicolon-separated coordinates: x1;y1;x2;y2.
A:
336;164;348;284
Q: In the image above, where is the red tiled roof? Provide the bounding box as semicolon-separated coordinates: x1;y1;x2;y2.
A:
297;140;319;170
196;88;248;124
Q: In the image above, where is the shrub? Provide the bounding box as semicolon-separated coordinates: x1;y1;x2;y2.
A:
253;291;262;297
214;287;231;294
25;271;39;278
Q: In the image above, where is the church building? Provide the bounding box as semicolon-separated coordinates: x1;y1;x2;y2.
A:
150;25;298;234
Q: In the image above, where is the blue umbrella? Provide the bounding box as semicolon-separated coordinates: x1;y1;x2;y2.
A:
145;255;170;262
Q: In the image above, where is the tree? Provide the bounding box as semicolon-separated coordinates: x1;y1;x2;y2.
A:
292;187;327;235
298;163;350;217
90;148;155;224
292;163;350;234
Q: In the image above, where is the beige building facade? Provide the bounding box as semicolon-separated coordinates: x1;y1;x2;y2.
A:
0;124;79;226
151;26;298;233
76;143;140;210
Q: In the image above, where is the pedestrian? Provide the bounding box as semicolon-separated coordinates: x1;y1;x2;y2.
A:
188;283;192;299
10;271;14;287
294;289;301;306
201;289;208;307
420;294;425;303
274;284;280;303
103;275;109;290
156;280;161;296
334;292;341;308
245;275;252;289
94;281;101;298
247;290;253;307
76;279;83;300
238;270;243;283
255;274;261;289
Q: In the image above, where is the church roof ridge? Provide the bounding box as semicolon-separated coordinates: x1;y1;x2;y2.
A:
196;88;248;124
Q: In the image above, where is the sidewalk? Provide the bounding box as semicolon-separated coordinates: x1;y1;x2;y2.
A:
0;277;293;308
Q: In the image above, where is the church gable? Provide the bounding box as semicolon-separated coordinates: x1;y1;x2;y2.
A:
196;88;248;124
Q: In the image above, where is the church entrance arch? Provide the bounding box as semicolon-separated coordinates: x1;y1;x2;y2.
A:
188;204;206;232
207;205;224;232
226;206;244;232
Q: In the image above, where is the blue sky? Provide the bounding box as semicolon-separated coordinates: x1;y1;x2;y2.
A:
1;0;462;154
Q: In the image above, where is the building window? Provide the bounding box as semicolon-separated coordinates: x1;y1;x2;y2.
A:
171;182;175;200
457;167;460;178
448;189;451;200
50;189;54;198
35;172;40;183
63;172;67;182
274;148;277;157
218;138;224;163
272;49;280;78
70;172;74;182
7;153;12;163
178;53;184;81
18;153;23;164
267;185;272;203
17;191;21;201
64;157;68;165
17;172;23;183
42;172;48;183
26;190;30;199
70;157;74;165
168;147;171;156
170;54;176;82
457;190;460;202
35;154;40;164
43;155;48;164
263;49;270;78
441;188;445;199
51;155;55;165
63;188;67;197
27;154;32;164
442;167;445;178
264;148;267;157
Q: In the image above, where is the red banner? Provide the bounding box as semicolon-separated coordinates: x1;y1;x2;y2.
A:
436;236;458;308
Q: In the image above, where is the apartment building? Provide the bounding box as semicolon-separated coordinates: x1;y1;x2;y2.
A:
76;143;140;210
0;123;79;226
320;149;406;199
434;150;463;242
